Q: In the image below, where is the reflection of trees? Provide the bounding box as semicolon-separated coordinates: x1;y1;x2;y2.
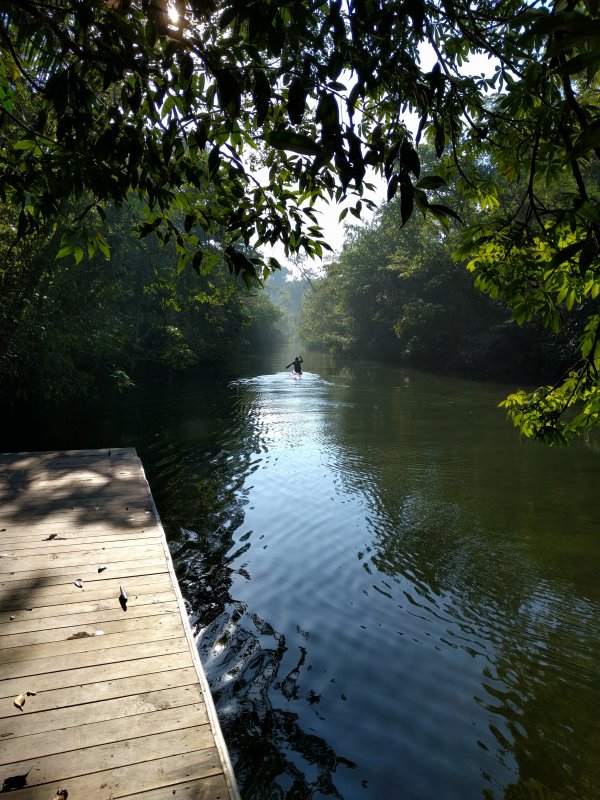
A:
327;368;600;800
198;603;355;799
143;363;600;800
359;496;600;799
147;382;356;799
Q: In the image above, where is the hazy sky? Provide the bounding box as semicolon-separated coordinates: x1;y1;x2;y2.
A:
261;47;497;272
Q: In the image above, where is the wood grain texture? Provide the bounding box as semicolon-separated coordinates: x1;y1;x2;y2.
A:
0;448;240;800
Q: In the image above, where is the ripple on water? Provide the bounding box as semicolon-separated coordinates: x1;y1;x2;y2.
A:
178;366;600;800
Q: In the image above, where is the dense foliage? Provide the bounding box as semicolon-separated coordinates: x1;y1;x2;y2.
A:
300;187;580;384
0;0;599;440
0;199;282;402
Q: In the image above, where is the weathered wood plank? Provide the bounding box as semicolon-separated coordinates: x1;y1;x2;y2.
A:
0;724;218;786
0;748;224;800
0;571;173;609
0;510;154;527
0;599;178;637
121;774;230;800
0;499;153;519
0;560;167;585
0;531;162;553
0;665;199;718
0;449;240;800
0;610;177;650
0;522;159;539
0;589;177;623
0;617;182;665
0;525;162;552
0;650;192;700
0;543;166;573
0;684;205;739
1;636;189;681
1;701;208;765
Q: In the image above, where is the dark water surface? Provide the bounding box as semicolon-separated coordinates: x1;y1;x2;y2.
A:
3;347;600;800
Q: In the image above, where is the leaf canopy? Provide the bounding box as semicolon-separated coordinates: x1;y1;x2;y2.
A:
1;0;600;440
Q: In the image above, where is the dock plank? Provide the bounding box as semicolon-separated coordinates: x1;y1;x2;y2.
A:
0;684;205;738
0;611;178;650
0;636;189;681
0;448;240;800
1;749;224;800
0;616;182;664
0;702;208;765
0;572;173;608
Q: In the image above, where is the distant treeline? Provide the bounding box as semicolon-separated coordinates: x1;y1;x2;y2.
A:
299;161;590;386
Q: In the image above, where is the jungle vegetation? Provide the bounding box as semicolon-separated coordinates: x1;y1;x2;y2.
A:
299;149;597;389
0;0;599;441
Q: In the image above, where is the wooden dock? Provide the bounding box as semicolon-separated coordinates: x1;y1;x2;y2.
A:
0;448;240;800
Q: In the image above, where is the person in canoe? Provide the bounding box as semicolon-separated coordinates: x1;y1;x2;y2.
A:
286;355;304;374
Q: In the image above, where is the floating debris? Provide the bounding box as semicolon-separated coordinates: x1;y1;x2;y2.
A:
119;585;128;611
67;631;92;640
73;579;83;589
97;565;107;573
44;533;66;541
52;789;68;800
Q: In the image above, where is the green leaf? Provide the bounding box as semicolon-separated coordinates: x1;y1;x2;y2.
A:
178;53;194;84
387;174;399;202
434;123;445;157
215;69;241;117
267;130;324;156
56;243;76;260
12;139;37;151
427;203;462;223
219;6;238;28
287;77;306;125
253;70;271;126
554;51;600;76
95;233;111;260
400;178;414;226
400;139;420;178
579;235;598;273
568;120;600;161
549;239;584;268
208;146;220;176
577;200;600;224
415;175;447;190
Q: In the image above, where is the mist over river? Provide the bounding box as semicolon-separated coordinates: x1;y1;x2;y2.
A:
3;346;600;800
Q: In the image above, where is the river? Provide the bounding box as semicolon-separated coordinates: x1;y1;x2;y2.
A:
3;346;600;800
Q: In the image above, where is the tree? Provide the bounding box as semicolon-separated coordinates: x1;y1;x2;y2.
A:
0;196;283;402
300;180;580;382
1;0;599;440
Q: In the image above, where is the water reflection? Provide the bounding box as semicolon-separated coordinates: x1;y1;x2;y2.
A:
9;353;598;799
158;358;600;800
315;363;600;799
155;370;359;798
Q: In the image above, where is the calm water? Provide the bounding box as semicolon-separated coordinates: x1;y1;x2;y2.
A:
3;347;600;800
